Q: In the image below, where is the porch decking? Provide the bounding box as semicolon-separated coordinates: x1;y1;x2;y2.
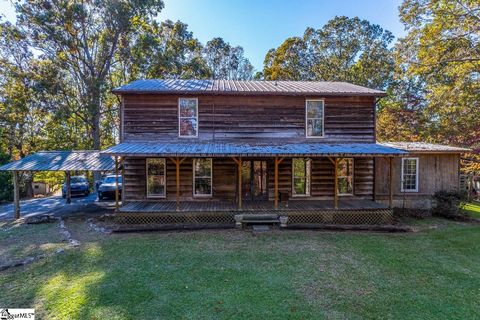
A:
115;199;393;228
119;199;388;213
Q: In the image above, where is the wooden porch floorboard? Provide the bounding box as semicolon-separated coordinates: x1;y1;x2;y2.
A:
118;198;388;214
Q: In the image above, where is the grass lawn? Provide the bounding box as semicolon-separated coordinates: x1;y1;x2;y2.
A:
1;218;479;319
463;201;480;218
0;221;67;266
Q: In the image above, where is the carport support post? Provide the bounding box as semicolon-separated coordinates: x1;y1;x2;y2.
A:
65;171;71;204
13;171;20;220
115;156;119;211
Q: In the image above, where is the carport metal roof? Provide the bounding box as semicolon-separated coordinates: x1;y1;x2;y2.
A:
0;151;115;171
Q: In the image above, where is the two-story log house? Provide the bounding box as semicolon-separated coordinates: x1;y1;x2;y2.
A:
102;79;467;227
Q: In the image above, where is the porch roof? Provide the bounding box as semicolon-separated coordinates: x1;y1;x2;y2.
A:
101;142;407;157
380;142;470;153
0;151;115;171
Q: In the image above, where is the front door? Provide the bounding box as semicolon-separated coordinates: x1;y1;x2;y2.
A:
241;160;268;201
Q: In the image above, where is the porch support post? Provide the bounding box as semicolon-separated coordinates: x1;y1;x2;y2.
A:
65;171;71;204
231;157;242;209
121;157;125;203
389;157;393;209
275;158;279;209
238;157;242;209
274;157;284;210
13;171;20;220
115;156;119;211
170;157;187;212
334;157;338;209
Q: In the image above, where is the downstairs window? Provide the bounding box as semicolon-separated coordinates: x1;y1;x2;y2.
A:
146;158;166;197
193;158;212;196
401;158;419;192
337;158;354;195
292;158;311;196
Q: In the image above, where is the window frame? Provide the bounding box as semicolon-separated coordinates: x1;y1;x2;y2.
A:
178;97;199;138
192;158;213;197
337;158;355;196
145;158;166;198
292;158;312;197
401;157;419;192
305;99;325;138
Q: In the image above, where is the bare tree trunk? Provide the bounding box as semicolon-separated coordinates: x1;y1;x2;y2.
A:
90;86;102;188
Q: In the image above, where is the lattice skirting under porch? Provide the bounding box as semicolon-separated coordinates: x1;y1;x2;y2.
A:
114;209;393;230
284;209;393;225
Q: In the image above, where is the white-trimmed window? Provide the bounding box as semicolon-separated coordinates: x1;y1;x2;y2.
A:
337;158;354;195
401;158;419;192
146;158;166;197
292;158;311;196
179;98;198;137
193;158;212;196
306;99;324;137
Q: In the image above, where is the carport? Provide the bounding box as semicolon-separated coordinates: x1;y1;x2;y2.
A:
0;151;116;220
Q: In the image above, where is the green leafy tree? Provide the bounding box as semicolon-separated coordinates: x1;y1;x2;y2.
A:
397;0;480;171
203;37;255;80
15;0;164;150
263;16;395;89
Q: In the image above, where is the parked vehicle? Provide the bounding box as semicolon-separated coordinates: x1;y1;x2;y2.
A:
62;176;90;198
97;175;122;200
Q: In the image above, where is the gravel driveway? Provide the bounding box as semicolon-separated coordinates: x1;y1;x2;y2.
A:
0;193;116;221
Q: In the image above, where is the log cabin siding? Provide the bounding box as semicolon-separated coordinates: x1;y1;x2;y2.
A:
122;94;375;143
123;156;374;202
374;154;460;208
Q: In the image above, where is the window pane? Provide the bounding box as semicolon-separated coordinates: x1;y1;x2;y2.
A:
307;101;323;118
194;158;212;176
194;178;212;195
338;177;354;194
146;158;165;197
148;176;165;195
179;99;197;117
307;119;323;136
294;177;306;195
180;118;197;137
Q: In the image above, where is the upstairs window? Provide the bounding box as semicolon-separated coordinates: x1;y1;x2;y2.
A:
306;100;324;137
292;158;311;196
401;158;419;192
179;98;198;137
193;158;212;196
337;158;354;195
146;158;166;198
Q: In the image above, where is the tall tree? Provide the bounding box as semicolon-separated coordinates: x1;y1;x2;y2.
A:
119;20;210;81
263;16;395;90
203;37;254;80
397;0;480;171
14;0;164;150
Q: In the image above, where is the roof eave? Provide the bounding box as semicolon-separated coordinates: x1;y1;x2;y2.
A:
111;89;386;97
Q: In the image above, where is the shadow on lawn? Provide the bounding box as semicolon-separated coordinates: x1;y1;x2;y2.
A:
20;230;324;319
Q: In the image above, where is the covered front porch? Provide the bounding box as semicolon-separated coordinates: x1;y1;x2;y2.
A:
103;141;406;228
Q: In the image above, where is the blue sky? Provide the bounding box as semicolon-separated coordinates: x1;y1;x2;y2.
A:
1;0;405;71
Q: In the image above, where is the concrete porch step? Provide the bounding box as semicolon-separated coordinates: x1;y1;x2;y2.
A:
234;214;280;228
